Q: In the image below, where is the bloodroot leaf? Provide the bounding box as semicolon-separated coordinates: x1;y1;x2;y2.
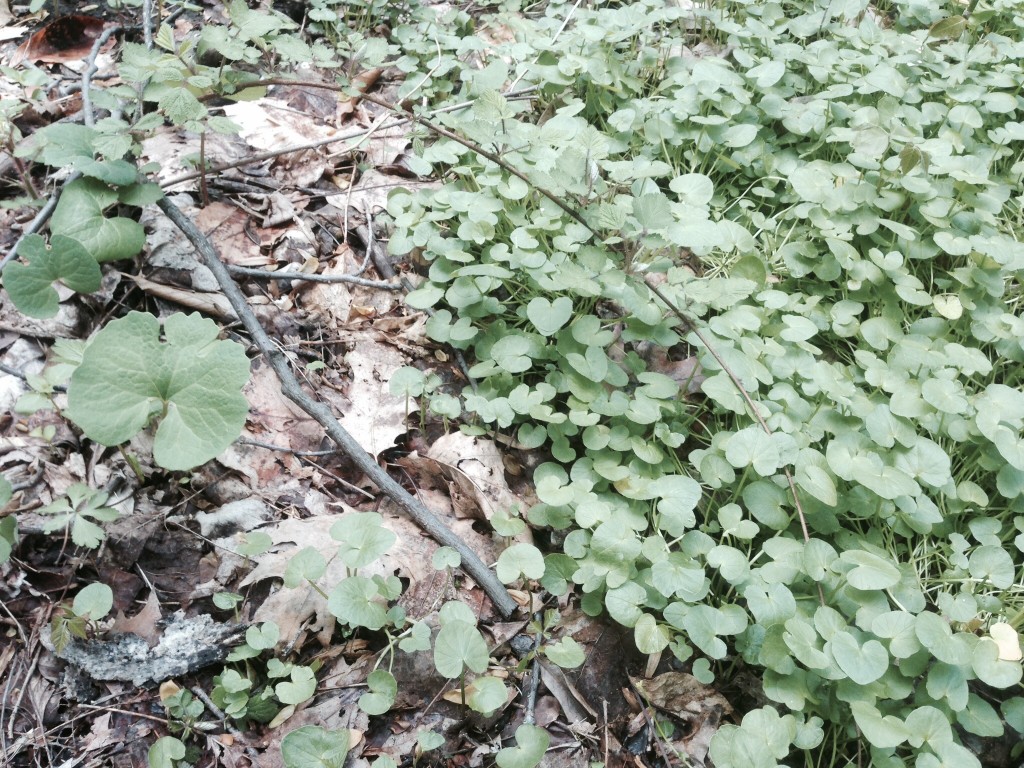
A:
281;726;350;768
496;724;550;768
66;312;250;471
433;619;489;679
4;234;101;318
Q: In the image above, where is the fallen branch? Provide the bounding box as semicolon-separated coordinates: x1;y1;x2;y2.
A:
157;195;518;618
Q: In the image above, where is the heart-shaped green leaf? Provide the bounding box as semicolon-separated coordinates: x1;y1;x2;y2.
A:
275;665;316;705
828;632;888;685
358;670;397;716
4;234;102;318
66;312;250;471
433;619;489;678
526;296;573;336
50;178;145;263
496;724;549;768
281;726;349;768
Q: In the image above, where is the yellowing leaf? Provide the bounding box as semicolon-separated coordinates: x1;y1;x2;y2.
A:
989;622;1023;662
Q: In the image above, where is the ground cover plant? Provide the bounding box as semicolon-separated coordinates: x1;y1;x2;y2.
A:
384;0;1024;763
1;0;1023;766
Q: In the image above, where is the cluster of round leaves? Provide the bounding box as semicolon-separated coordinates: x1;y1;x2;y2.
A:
383;0;1024;765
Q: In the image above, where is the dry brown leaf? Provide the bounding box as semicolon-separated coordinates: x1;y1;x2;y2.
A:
240;496;500;647
303;252;355;329
539;660;598;724
401;433;526;523
629;672;732;765
111;591;163;648
11;15;113;66
140;129;253;192
221;99;333;186
130;274;236;319
335;337;410;456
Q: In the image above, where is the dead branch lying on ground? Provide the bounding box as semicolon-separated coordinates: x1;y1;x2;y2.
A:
157;195;519;619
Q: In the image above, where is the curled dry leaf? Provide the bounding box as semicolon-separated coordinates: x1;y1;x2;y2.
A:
12;15;113;66
629;672;733;765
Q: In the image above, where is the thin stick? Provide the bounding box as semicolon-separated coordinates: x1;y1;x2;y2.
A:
216;79;590;232
158;90;536;190
523;623;543;726
642;275;814;547
226;264;401;290
157;195;517;618
81;26;122;128
190;686;264;767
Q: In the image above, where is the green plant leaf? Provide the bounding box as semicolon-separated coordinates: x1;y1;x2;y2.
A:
358;669;397;716
927;15;967;40
849;701;909;749
275;665;316;705
281;726;350;768
284;546;327;588
433;619;489;679
634;613;671;654
544;637;585;668
496;724;550;768
148;736;187;768
838;550;901;590
526;296;573;337
0;514;16;565
4;234;102;318
827;632;889;685
49;178;145;263
496;543;545;583
72;582;113;621
330;512;397;568
465;674;509;715
432;546;461;570
66;312;250;471
245;622;279;651
399;620;432;653
0;475;12;508
327;576;388;630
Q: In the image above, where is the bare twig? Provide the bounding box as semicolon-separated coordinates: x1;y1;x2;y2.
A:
226;264;401;290
190;686;263;767
236;437;344;457
523;623;543;726
81;26;122;128
642;276;815;550
261;80;596;234
159;89;536;190
157;195;518;618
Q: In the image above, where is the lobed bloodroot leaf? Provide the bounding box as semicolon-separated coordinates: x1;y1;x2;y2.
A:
4;234;101;318
66;312;250;471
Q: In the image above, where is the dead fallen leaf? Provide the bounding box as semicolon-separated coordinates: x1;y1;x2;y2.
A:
12;15;112;65
111;591;163;648
335;337;410;456
240;497;500;648
630;672;732;765
424;433;526;522
221;98;334;186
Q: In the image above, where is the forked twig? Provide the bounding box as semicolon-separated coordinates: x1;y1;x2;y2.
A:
157;195;518;618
